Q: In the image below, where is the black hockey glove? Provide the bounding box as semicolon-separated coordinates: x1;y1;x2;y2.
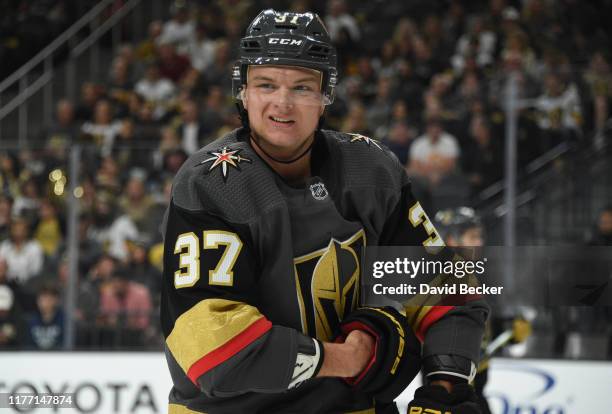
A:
407;383;482;414
339;307;421;402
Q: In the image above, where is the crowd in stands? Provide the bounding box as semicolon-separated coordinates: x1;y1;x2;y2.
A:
0;0;102;79
1;0;612;350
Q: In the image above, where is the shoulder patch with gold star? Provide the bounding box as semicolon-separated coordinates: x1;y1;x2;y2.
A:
347;133;382;150
198;146;252;181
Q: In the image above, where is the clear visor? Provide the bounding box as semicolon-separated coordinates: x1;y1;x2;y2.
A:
236;67;332;107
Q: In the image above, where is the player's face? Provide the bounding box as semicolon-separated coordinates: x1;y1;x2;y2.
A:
459;227;484;248
243;65;324;154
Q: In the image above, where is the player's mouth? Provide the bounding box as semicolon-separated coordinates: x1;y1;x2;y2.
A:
269;115;295;127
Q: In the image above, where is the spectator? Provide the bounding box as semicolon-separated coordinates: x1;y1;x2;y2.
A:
98;268;153;346
451;71;485;121
392;60;424;112
203;39;233;91
423;14;452;63
153;127;182;171
349;56;378;104
41;133;70;173
125;238;161;299
488;48;540;107
499;30;538;78
174;99;207;154
0;284;21;349
136;20;163;62
159;1;195;54
412;36;441;86
12;177;41;223
188;24;216;73
0;217;44;285
0;258;21;306
33;199;64;259
588;206;612;246
75;214;103;275
583;51;612;145
89;194;138;263
200;86;230;139
384;121;416;166
407;116;460;188
341;102;371;136
0;196;13;241
366;76;394;135
118;169;155;232
462;115;503;193
42;99;78;146
95;156;122;194
26;285;64;350
157;42;192;83
161;149;188;179
74;82;102;122
81;100;123;157
135;64;176;120
372;40;400;79
534;72;583;145
106;57;134;114
114;119;152;170
0;152;20;198
423;73;456;120
441;0;466;44
451;15;496;74
392;18;418;60
325;0;360;43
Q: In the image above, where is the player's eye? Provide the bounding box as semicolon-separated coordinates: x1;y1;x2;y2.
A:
255;83;276;91
294;84;316;93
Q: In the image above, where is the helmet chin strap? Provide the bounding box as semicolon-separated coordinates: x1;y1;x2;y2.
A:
249;131;314;164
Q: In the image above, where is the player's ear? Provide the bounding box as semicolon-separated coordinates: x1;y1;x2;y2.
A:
241;88;248;110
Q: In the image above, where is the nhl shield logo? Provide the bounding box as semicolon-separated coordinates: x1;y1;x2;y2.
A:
309;182;328;200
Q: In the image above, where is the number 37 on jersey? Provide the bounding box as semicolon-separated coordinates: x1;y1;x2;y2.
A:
173;231;243;288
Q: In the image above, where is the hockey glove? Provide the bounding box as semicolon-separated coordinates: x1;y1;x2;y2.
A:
407;383;481;414
339;307;421;402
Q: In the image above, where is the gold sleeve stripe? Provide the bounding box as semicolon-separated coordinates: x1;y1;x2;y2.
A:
169;404;206;414
166;299;272;383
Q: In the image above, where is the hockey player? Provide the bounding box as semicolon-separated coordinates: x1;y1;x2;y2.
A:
161;9;488;413
434;207;531;414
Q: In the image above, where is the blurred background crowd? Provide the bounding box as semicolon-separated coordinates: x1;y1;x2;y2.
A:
0;0;611;355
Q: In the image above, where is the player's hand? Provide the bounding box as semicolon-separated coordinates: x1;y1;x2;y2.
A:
317;330;375;379
343;330;375;377
407;383;481;414
339;307;422;402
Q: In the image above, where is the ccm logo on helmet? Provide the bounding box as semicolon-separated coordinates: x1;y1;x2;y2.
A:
268;38;303;46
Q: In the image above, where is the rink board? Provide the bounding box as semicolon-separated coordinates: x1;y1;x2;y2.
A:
0;352;610;413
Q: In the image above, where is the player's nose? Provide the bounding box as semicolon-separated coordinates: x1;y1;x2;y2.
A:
273;87;295;110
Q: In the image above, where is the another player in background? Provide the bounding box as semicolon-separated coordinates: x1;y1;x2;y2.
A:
161;9;488;413
435;207;531;414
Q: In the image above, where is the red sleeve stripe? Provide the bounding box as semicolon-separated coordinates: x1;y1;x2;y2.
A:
415;306;453;342
187;317;272;384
